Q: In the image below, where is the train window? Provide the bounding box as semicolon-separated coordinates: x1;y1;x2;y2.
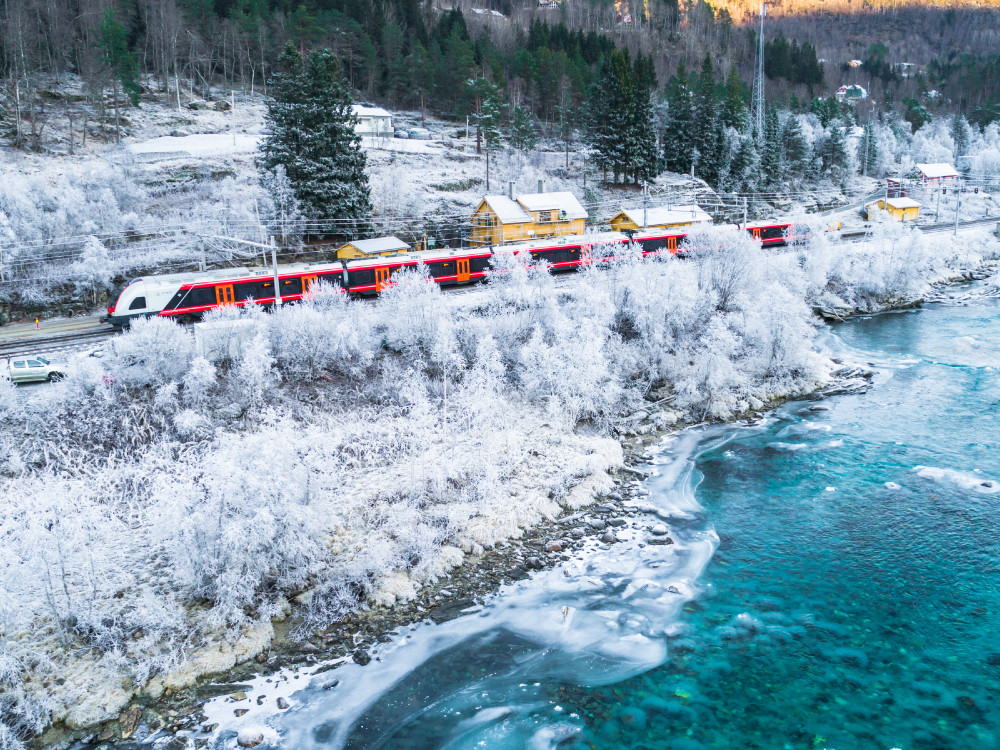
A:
189;288;216;306
282;278;302;294
235;283;258;301
763;226;784;240
128;296;146;310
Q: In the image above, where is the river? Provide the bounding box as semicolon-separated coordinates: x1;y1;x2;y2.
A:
214;294;1000;750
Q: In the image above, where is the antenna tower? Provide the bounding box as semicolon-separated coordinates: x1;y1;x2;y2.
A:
750;2;767;143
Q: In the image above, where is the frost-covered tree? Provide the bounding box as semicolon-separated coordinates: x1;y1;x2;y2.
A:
260;165;305;245
857;121;879;176
951;115;972;161
662;61;694;175
509;103;537;154
760;107;782;187
71;236;114;305
259;45;372;232
782;114;809;177
820;121;849;181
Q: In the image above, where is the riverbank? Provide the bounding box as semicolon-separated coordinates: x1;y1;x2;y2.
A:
8;226;1000;750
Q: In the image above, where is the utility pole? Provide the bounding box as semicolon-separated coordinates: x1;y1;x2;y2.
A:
271;237;282;306
935;187;942;222
742;197;748;230
642;183;649;229
199;238;206;272
954;192;961;236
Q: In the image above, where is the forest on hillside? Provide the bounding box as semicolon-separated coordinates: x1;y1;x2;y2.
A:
1;0;998;148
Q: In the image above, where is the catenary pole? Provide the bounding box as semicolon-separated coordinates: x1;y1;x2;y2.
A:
271;238;282;306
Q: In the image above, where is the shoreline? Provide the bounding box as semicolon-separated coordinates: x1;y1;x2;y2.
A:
37;364;879;750
28;268;999;750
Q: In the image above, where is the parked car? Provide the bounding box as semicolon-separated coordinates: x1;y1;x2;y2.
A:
4;355;66;384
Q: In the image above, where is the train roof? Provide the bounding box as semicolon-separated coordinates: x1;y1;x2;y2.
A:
135;261;344;292
343;246;492;269
745;219;794;229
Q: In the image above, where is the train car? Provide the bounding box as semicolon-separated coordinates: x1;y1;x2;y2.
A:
342;247;493;295
745;220;794;247
632;229;690;256
106;261;344;328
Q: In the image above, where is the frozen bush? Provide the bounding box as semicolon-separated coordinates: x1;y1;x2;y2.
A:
107;316;195;387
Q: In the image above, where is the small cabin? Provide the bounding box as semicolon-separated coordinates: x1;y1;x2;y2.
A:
470;190;587;246
608;204;712;232
915;163;959;185
351;105;393;136
867;197;920;222
336;236;411;260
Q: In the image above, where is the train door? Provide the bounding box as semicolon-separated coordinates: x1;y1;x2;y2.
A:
667;236;677;253
456;259;470;283
216;284;235;306
303;274;318;294
375;268;390;292
751;228;762;241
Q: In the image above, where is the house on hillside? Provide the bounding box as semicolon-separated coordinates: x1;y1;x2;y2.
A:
336;236;410;260
866;197;920;222
608;204;712;232
351;105;393;136
835;84;868;103
470;189;588;246
894;62;918;78
915;163;959;185
848;59;863;68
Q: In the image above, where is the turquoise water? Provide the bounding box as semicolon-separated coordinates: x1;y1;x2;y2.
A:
264;298;1000;750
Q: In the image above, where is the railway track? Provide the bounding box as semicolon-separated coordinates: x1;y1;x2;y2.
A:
0;326;117;359
1;216;997;359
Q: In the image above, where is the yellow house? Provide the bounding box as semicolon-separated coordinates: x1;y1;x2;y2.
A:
608;204;712;232
866;197;920;222
336;236;411;260
470;191;588;246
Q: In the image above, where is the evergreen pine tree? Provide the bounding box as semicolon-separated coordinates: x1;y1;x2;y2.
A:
857;121;879;176
691;54;723;184
781;114;809;177
259;45;372;231
586;49;633;183
466;77;504;154
760;107;782;187
509;102;537;153
629;52;660;183
721;65;748;131
950;114;971;159
820;120;849;181
728;134;760;193
662;61;694;175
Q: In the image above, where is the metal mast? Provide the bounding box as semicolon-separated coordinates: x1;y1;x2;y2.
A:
750;2;767;143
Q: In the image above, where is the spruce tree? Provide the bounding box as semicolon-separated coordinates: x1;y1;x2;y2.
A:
662;61;694;175
721;65;748;131
629;52;660;184
781;114;808;177
728;134;760;193
586;49;633;183
510;102;537;153
857;121;879;176
820;120;849;181
950;114;971;159
260;45;372;231
760;107;782;187
691;54;723;185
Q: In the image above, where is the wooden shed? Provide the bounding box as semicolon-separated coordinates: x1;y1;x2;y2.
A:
470;191;587;246
608;204;712;232
866;197;920;222
336;236;411;260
